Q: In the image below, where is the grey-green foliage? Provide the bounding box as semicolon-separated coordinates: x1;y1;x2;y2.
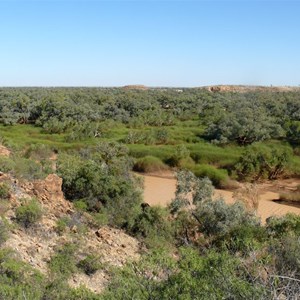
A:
170;170;214;214
0;155;49;181
170;170;259;238
195;199;259;236
285;120;300;145
204;100;285;145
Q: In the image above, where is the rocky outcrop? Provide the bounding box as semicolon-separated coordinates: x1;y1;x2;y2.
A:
22;174;73;216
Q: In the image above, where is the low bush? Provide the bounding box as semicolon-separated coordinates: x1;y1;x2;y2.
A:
0;156;15;174
0;219;8;245
55;217;71;235
192;164;228;187
234;144;292;181
77;254;102;275
167;144;190;167
194;199;260;237
0;248;45;300
15;198;42;228
133;156;168;173
131;206;174;249
214;224;267;254
266;214;300;237
0;183;10;199
49;243;77;279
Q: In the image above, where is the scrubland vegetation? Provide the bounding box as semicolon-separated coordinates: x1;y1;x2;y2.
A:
0;87;300;298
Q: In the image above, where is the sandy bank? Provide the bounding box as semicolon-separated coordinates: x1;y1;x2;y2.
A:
141;173;300;223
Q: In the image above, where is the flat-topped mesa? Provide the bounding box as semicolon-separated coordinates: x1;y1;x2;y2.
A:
202;85;300;93
123;84;148;90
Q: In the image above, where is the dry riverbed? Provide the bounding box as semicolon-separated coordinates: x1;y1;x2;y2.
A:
141;172;300;223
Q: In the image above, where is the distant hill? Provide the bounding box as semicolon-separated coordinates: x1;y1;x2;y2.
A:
201;85;300;93
122;85;148;90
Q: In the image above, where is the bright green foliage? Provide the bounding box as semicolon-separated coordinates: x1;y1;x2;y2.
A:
167;144;191;167
43;279;100;300
0;249;45;300
214;223;267;254
192;163;228;187
0;155;49;181
15;198;42;228
133;156;168;173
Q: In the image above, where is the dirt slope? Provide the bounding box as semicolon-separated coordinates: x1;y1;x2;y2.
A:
1;173;140;293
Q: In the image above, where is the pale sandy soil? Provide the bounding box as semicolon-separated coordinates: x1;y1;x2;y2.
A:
141;172;300;223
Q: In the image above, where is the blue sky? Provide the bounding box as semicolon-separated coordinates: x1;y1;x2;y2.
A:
0;0;299;87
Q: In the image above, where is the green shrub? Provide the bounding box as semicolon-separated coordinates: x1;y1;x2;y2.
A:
13;157;48;180
214;224;267;254
266;214;300;237
194;199;260;237
92;211;109;227
74;200;88;212
0;183;10;199
269;236;300;275
0;219;8;245
192;164;228;187
55;217;70;235
131;206;173;249
77;254;102;275
49;243;77;278
234;144;292;181
167;144;190;167
0;156;15;174
133;156;168;173
0;248;45;300
15;199;42;228
24;143;53;161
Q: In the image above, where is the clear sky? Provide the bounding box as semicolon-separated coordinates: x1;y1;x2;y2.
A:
0;0;300;87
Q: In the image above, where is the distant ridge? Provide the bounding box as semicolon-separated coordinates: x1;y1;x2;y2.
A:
201;85;300;93
123;85;148;90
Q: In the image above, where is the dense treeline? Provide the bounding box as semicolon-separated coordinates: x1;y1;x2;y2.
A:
0;87;300;145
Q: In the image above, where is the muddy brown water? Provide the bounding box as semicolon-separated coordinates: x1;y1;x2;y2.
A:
141;173;300;224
